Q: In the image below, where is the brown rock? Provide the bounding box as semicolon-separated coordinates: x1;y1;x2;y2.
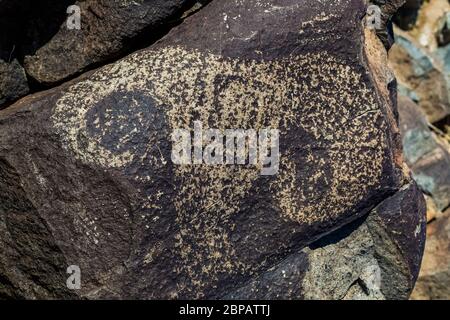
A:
23;0;200;85
398;95;450;211
0;0;425;299
389;31;450;123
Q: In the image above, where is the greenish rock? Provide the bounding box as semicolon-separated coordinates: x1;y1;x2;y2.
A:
0;59;29;108
395;34;434;76
398;95;450;211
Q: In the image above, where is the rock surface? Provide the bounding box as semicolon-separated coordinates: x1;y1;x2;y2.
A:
389;29;450;123
411;210;450;300
398;95;450;211
0;59;29;107
393;0;423;30
23;0;201;85
0;0;206;109
226;183;425;300
368;0;408;49
389;0;450;123
0;0;426;299
409;0;449;51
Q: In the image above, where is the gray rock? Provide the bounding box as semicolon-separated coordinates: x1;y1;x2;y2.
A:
389;30;450;123
226;182;426;300
437;12;450;46
411;211;450;300
370;0;407;48
392;0;423;30
398;95;450;211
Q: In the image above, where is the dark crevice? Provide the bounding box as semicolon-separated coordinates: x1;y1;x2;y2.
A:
357;278;370;296
0;0;77;63
440;202;450;214
345;277;370;298
0;273;21;299
433;114;450;132
392;0;423;31
309;214;368;250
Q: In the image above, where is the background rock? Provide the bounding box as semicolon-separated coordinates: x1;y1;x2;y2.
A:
389;0;450;124
411;210;450;300
437;12;450;46
369;0;408;49
0;0;72;108
389;30;450;123
226;183;425;300
0;0;75;61
408;0;450;51
392;0;450;299
393;0;423;30
398;95;450;211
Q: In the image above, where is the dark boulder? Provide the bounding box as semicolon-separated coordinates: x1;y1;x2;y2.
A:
23;0;201;85
0;0;426;299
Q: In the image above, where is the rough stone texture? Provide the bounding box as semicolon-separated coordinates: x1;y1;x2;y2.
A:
0;59;29;107
23;0;200;85
226;183;426;300
0;0;75;62
389;29;450;123
369;0;407;49
398;95;450;211
389;0;450;124
0;0;425;299
393;0;450;300
411;210;450;300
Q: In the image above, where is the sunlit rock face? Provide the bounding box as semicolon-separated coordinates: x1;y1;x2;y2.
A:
389;0;450;123
0;0;425;299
